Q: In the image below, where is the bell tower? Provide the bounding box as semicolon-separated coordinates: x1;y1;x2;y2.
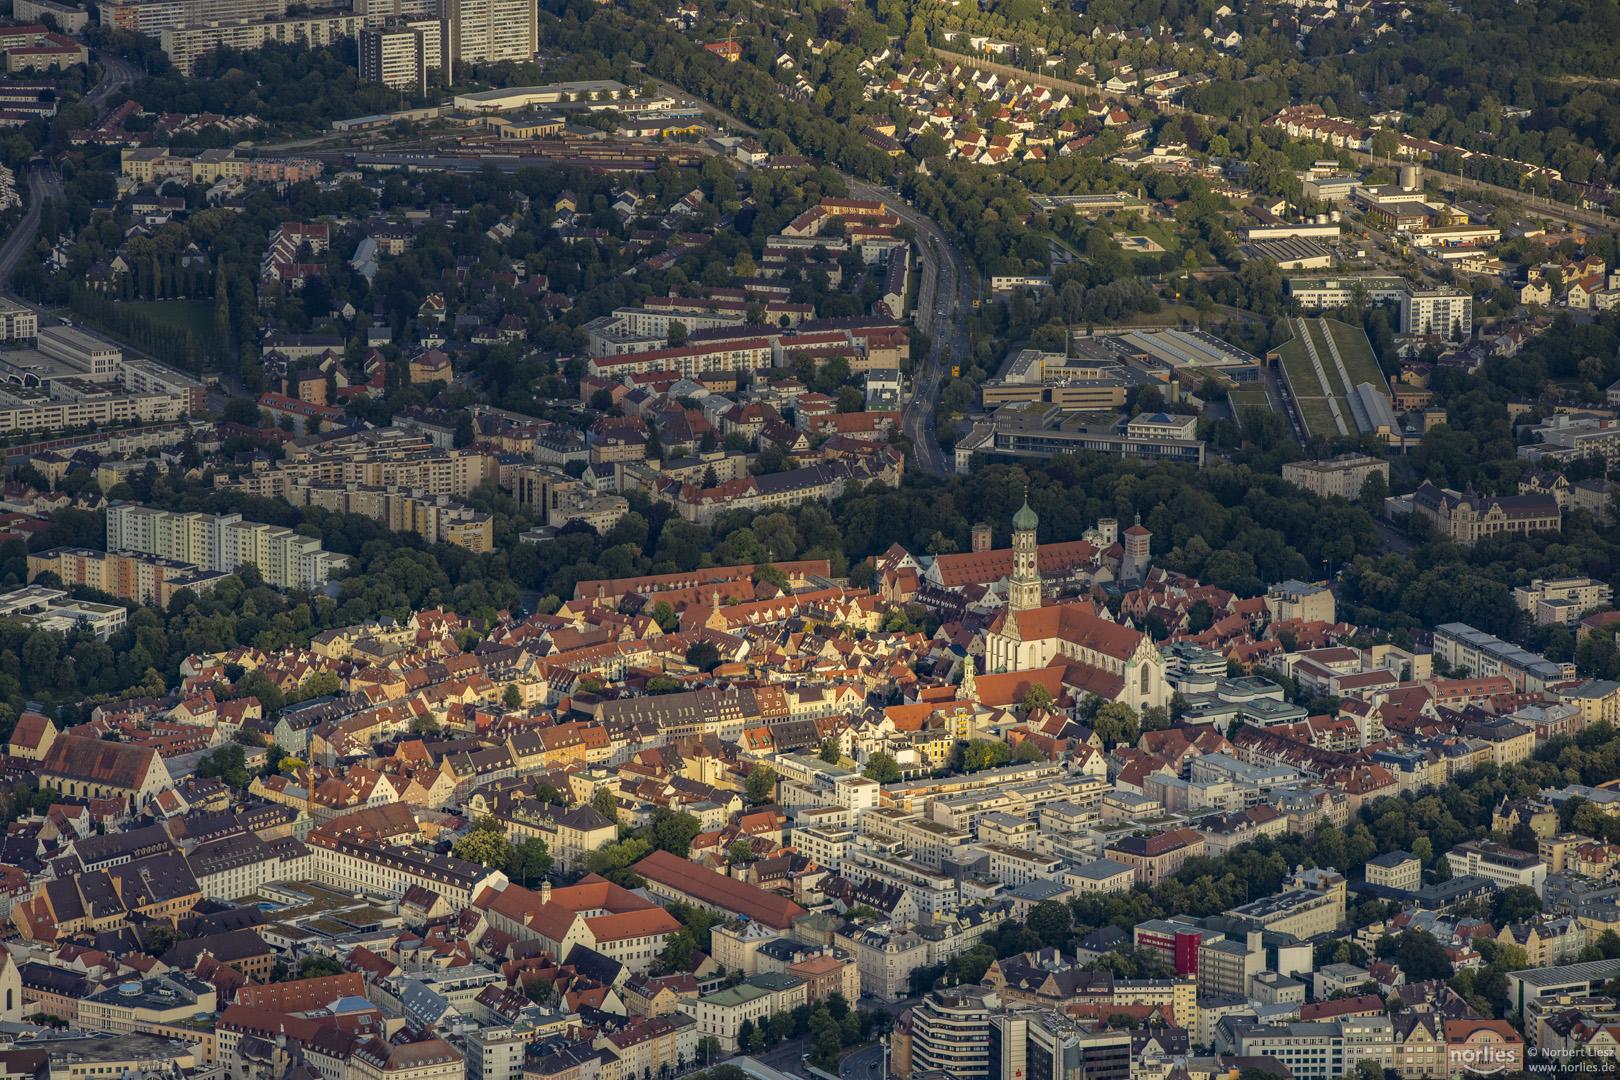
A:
1008;494;1041;613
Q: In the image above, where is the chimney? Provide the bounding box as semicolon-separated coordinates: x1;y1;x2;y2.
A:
541;881;553;905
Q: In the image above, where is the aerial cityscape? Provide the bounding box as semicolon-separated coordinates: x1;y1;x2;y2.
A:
2;2;1620;1080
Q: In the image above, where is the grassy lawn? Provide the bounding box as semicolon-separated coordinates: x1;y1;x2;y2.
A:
117;300;214;338
1229;390;1269;410
1275;336;1332;400
1296;396;1343;439
1321;318;1388;392
1307;322;1352;400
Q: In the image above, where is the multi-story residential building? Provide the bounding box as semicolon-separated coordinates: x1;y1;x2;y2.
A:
0;384;189;432
1560;679;1620;728
1265;579;1338;624
359;18;445;92
1460;718;1536;768
1443;1020;1522;1078
833;922;929;1002
1228;1021;1348;1079
106;504;351;592
786;953;861;1005
1197;931;1265;999
1064;858;1135;895
1390;1014;1446;1080
1365;850;1422;891
1281;454;1390;500
118;357;208;413
77;974;217;1035
27;547;223;607
1399;286;1472;337
1447;840;1547;896
1513;578;1614;627
464;1027;527;1080
691;973;807;1052
1104;828;1205;886
791;826;855;874
596;1015;697;1080
978;842;1063;887
161;12;380;75
1433;622;1569;692
1226;884;1343;939
98;0;287;33
859;807;974;870
909;987;995;1080
351;1038;464;1080
442;0;535;63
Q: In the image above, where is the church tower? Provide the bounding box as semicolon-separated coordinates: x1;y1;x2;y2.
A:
1008;496;1041;613
1122;513;1153;585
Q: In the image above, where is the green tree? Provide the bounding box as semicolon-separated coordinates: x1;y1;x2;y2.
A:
144;924;178;956
454;817;514;868
1493;884;1543;925
650;808;704;858
1027;899;1073;949
729;839;755;864
298;955;344;978
745;765;777;804
819;737;842;764
1022;684;1053;712
592;785;620;822
507;836;553;885
504;684;523;709
863;753;902;782
686;640;722;672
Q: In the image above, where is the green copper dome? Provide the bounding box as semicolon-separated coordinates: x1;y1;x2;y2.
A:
1012;499;1038;533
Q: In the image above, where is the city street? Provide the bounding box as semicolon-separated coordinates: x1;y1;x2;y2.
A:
842;177;970;477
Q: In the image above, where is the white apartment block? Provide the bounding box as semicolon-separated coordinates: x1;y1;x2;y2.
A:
360;23;430;92
977;842;1064;887
107;504;350;591
0;390;187;433
1513;577;1613;627
464;1028;526;1080
859;807;974;870
444;0;535;63
161;12;377;76
791;825;854;874
1400;286;1472;337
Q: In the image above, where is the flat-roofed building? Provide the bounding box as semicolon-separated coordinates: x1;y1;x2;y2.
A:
1281;454;1390;500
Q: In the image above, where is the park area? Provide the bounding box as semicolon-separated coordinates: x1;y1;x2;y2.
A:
116;300;213;338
